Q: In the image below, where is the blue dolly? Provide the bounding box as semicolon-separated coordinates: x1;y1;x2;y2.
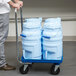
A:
15;8;63;75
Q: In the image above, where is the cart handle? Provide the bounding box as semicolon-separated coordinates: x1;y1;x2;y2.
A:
15;8;23;29
15;8;24;63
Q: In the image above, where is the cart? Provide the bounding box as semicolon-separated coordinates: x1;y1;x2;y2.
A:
15;8;63;75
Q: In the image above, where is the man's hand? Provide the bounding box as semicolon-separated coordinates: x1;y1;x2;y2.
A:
12;3;20;10
16;1;23;7
8;0;23;10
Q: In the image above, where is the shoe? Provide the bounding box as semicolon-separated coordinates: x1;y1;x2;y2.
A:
0;64;16;71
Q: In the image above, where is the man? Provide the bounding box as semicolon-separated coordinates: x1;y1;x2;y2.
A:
0;0;23;70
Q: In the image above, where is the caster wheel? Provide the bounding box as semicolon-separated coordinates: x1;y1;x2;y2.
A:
50;64;60;75
19;65;29;74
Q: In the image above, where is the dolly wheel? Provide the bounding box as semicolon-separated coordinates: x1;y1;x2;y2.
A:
19;65;29;74
50;64;60;75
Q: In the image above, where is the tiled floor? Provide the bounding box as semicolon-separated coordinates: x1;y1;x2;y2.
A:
0;41;76;76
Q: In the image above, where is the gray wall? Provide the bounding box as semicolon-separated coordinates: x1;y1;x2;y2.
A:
8;0;76;37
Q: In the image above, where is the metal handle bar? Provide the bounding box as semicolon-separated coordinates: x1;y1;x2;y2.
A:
15;8;24;64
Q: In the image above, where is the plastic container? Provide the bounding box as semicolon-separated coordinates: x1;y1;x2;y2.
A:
22;40;42;59
43;29;63;41
43;42;62;60
21;17;42;59
25;17;42;22
21;35;41;41
21;28;41;41
22;29;41;37
43;18;61;29
23;22;42;29
43;18;62;60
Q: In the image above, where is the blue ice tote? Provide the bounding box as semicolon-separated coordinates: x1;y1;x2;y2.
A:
21;18;42;59
21;29;41;41
43;18;63;60
22;40;42;59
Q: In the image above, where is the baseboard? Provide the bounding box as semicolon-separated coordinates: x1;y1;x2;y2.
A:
5;36;76;42
5;36;21;42
63;36;76;41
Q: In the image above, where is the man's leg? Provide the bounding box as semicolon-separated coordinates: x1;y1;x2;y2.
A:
0;13;16;70
0;13;8;67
